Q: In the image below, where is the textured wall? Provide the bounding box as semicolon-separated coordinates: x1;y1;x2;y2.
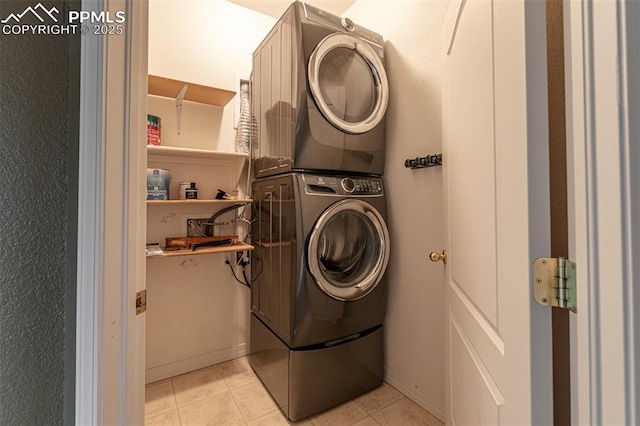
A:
0;0;79;423
344;0;448;418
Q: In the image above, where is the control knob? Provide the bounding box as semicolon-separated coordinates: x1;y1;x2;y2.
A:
341;177;355;193
341;17;356;32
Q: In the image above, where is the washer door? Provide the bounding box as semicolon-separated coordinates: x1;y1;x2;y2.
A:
307;199;390;301
308;33;389;135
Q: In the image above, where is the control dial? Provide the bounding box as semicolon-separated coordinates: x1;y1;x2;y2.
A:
341;177;355;193
341;17;356;32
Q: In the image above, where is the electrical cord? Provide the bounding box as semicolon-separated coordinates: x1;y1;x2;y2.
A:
225;259;250;288
251;253;263;283
242;267;251;289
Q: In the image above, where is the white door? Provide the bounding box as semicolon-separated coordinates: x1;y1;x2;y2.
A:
441;0;553;424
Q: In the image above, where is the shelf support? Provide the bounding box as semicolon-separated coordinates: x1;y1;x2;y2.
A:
175;84;188;134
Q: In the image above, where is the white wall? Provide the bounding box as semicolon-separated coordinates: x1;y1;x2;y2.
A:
146;0;449;415
148;0;276;151
146;0;276;383
344;0;448;419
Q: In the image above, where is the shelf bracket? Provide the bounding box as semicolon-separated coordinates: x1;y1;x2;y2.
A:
175;84;189;135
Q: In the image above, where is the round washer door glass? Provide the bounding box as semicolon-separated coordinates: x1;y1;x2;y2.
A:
308;33;389;135
307;199;390;301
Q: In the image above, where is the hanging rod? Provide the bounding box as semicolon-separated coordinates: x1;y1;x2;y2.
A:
404;154;442;169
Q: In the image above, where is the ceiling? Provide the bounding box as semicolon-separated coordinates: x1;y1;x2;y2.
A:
226;0;356;19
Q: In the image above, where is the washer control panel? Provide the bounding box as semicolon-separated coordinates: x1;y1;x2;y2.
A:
342;177;383;195
304;174;383;196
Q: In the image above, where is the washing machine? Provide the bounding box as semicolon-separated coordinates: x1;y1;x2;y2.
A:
249;172;390;420
251;1;390;178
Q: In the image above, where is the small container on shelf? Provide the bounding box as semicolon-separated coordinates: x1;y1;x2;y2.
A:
146;168;170;200
145;243;164;257
179;182;198;200
147;115;161;145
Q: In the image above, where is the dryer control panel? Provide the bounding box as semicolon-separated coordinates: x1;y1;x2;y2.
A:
303;174;384;196
302;2;384;47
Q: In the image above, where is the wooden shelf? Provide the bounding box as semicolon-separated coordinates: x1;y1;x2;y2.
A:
147;145;248;161
147;199;252;205
255;241;293;248
148;75;236;107
146;242;254;259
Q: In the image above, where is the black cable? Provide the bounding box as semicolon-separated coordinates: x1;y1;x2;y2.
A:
242;266;251;289
205;203;249;236
226;260;250;288
250;253;263;283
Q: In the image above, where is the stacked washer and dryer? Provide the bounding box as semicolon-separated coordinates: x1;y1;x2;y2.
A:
249;1;391;420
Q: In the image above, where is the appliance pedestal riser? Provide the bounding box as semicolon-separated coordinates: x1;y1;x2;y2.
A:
249;314;383;421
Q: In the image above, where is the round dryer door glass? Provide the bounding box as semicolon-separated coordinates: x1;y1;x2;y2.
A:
307;199;390;301
308;33;389;135
317;47;376;123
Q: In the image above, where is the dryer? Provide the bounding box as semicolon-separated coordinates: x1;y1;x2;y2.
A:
251;1;390;178
249;172;390;420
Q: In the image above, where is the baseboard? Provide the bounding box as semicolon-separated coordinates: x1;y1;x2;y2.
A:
146;343;249;384
383;366;445;422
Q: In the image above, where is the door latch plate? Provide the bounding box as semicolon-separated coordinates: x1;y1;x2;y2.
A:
136;289;147;315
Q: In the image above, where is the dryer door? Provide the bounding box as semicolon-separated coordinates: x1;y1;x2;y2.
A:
307;199;390;301
308;33;389;135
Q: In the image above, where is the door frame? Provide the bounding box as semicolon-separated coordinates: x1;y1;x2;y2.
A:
564;0;640;424
75;0;148;424
75;0;640;423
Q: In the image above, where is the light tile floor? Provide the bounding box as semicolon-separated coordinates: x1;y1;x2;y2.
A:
145;357;443;426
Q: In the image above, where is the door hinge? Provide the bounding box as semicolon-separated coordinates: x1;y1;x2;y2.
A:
533;257;576;313
136;290;147;315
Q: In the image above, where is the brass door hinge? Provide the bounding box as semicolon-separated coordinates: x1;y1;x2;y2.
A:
533;257;576;313
136;290;147;315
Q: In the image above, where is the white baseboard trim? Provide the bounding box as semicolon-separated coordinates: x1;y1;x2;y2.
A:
146;343;249;384
383;366;445;422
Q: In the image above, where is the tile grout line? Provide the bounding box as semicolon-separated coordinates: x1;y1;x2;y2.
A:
144;380;180;422
227;383;250;425
146;362;439;426
169;377;185;426
353;393;407;418
366;400;393;423
169;368;233;411
226;361;280;425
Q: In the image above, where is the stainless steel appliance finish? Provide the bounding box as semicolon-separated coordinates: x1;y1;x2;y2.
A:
249;172;390;420
251;1;389;178
250;314;383;421
250;173;389;348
